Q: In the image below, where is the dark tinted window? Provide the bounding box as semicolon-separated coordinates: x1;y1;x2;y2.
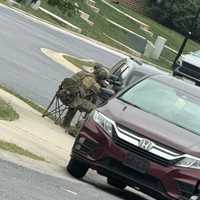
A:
113;63;128;77
111;60;126;74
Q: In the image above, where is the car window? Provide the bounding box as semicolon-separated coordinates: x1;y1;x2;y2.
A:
111;60;126;74
120;79;200;136
120;64;131;79
113;63;135;81
113;63;127;76
126;71;146;85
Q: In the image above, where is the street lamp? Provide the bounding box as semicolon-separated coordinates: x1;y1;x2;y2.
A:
172;7;200;71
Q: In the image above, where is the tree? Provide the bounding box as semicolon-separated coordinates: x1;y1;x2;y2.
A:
146;0;200;42
47;0;78;17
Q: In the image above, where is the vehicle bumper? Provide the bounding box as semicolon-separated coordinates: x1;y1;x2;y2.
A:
173;67;200;85
71;118;200;200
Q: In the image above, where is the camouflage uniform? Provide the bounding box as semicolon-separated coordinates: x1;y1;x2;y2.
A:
62;66;109;130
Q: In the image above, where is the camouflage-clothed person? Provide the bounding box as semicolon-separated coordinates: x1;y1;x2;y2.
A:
62;65;110;130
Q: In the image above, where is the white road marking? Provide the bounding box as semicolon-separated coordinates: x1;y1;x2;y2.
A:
63;188;78;195
41;48;81;73
41;48;96;73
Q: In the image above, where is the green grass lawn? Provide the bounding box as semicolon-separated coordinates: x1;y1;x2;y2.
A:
65;52;172;72
64;55;96;69
109;1;200;52
6;0;200;69
40;0;200;68
0;140;45;161
9;1;134;54
103;0;200;68
11;3;77;32
40;0;139;53
0;98;19;121
0;85;48;118
0;95;45;161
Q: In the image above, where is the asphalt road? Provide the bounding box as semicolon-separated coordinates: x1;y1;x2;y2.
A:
0;159;151;200
0;5;123;107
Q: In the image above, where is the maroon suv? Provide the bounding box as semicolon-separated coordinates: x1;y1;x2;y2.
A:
67;74;200;200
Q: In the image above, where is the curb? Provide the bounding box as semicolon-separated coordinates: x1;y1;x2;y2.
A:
39;6;82;33
0;149;76;182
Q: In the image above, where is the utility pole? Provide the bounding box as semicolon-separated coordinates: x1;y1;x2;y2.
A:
172;7;200;71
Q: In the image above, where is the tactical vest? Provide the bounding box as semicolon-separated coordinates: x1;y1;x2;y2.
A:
60;70;95;99
72;71;96;95
72;71;94;89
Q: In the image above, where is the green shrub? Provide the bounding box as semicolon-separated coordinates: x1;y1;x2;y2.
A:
47;0;78;17
47;0;58;6
0;98;19;121
146;0;200;42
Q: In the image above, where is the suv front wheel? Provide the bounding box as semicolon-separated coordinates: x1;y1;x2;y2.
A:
67;158;89;178
107;177;127;190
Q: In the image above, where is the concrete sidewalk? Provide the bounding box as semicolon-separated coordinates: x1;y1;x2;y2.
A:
0;88;74;167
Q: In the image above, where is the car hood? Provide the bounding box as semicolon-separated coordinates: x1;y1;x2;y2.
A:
98;98;200;157
182;54;200;68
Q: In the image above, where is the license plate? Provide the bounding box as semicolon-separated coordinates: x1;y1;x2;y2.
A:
123;153;150;173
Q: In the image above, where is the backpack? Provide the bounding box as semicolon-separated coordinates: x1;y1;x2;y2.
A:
56;78;79;106
61;77;80;95
57;71;93;105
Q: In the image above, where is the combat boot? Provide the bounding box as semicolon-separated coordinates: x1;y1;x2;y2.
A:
65;126;80;137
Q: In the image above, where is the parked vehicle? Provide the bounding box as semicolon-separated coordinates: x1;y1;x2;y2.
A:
67;74;200;200
96;57;167;106
110;57;167;91
174;51;200;85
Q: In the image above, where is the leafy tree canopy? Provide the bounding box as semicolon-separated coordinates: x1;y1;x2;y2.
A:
146;0;200;42
47;0;79;17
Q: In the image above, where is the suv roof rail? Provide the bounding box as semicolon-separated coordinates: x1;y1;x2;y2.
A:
130;57;171;73
130;57;143;65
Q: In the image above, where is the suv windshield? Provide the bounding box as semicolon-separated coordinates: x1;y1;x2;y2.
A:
193;51;200;58
120;79;200;136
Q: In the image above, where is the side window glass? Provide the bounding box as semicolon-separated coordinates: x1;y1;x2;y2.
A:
111;60;125;73
120;64;131;79
113;63;127;77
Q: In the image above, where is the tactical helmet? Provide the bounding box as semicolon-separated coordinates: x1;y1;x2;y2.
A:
94;64;110;80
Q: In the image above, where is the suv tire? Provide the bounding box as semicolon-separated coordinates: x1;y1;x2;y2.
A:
107;177;127;190
67;159;89;178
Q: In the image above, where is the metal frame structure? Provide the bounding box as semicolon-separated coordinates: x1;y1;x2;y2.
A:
42;84;68;124
42;84;88;126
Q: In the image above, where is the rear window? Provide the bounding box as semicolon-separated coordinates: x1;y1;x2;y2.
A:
113;64;129;78
120;79;200;136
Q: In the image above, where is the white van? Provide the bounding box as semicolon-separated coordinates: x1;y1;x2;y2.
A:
174;51;200;85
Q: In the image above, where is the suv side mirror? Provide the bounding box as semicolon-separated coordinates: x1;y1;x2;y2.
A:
99;88;115;100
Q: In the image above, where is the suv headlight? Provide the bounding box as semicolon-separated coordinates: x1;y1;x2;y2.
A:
93;111;113;137
176;156;200;169
177;57;183;66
